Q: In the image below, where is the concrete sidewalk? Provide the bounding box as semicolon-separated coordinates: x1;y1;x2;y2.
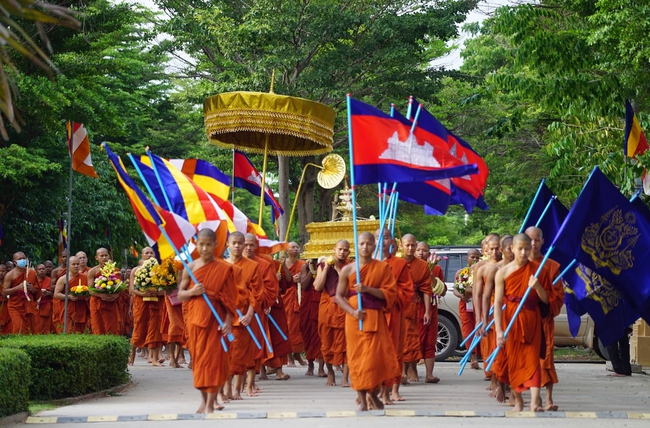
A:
32;358;650;419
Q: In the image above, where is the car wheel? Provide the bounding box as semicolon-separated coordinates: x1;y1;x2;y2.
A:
436;313;459;362
593;335;610;361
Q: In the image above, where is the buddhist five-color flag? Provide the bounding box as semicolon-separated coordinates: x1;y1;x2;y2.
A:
624;100;650;194
58;214;67;261
66;121;98;178
103;143;197;260
169;158;231;202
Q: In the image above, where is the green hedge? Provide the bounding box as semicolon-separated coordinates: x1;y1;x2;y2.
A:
0;335;130;401
0;348;30;417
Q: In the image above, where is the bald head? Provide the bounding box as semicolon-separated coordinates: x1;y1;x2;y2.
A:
524;226;544;257
243;233;258;258
357;232;376;259
401;234;417;258
415;241;430;261
513;233;531;246
524;226;543;239
141;247;155;260
334;239;350;263
467;248;481;265
198;228;216;242
95;247;110;266
68;256;80;275
228;231;245;242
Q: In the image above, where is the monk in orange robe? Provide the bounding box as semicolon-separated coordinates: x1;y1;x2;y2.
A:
164;286;185;368
0;264;11;334
54;256;90;334
50;250;68;284
401;235;431;382
33;264;54;334
283;242;306;367
76;251;91;274
481;235;514;403
2;252;38;334
475;234;502;388
88;248;121;335
494;233;553;412
225;232;261;399
376;229;413;404
314;240;350;387
179;228;237;413
299;259;325;376
526;226;563;411
414;241;447;383
452;249;482;370
337;232;400;411
129;247;156;365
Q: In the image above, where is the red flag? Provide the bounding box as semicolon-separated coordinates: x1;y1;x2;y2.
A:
66;121;98;178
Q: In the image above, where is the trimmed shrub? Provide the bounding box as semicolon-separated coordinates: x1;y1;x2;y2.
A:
0;348;30;417
0;334;130;401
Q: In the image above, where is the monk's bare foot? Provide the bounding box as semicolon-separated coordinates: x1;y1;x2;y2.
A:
259;373;268;380
512;403;523;412
401;375;410;385
425;376;440;384
265;367;278;375
470;361;480;370
495;384;505;403
341;378;350;388
305;366;314;376
218;392;229;404
287;361;296;368
531;404;544;412
335;365;343;372
232;391;243;401
369;391;384;410
326;373;336;386
158;358;165;364
318;371;327;378
178;358;187;365
254;385;262;392
486;384;494;390
545;403;558;411
393;392;405;402
358;397;368;412
246;386;258;397
128;353;135;366
275;373;290;380
381;394;394;406
151;360;164;367
297;356;308;366
508;394;516;407
188;361;192;370
408;375;418;382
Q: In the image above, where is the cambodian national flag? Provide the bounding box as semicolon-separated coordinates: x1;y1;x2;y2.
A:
347;96;478;185
233;151;284;224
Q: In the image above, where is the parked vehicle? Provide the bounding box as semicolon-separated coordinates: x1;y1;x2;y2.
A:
430;246;609;361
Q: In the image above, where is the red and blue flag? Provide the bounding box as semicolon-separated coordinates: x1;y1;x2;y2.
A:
233;150;284;224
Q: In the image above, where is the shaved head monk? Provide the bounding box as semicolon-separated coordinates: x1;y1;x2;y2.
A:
0;264;11;334
314;239;350;387
452;248;481;369
129;247;156;365
415;241;446;383
282;242;306;367
2;252;37;334
178;228;237;413
44;261;54;277
54;256;89;333
224;232;262;399
400;235;426;382
76;251;90;273
375;228;413;404
337;232;400;411
33;263;54;334
51;250;68;282
494;233;554;412
525;226;562;411
88;248;121;335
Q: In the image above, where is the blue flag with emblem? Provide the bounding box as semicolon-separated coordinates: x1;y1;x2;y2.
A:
550;167;650;336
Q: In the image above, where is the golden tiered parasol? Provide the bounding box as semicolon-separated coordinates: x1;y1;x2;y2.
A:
204;79;336;227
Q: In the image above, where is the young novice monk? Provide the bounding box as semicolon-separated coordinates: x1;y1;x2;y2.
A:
178;228;237;414
336;232;400;411
494;234;553;412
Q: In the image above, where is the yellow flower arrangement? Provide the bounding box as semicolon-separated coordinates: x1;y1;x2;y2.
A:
93;261;125;294
134;258;158;292
69;284;90;297
150;257;179;292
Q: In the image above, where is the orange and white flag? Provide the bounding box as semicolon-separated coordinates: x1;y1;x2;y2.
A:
66;121;98;178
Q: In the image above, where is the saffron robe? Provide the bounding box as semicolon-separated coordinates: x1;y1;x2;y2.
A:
319;261;348;366
404;257;435;359
33;276;54;334
66;274;90;334
534;256;562;387
344;260;401;391
263;256;292;368
186;259;237;392
248;255;278;367
90;294;121;335
229;258;260;375
7;269;37;334
299;268;322;360
283;259;305;354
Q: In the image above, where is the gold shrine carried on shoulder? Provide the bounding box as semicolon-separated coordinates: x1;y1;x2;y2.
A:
302;184;388;260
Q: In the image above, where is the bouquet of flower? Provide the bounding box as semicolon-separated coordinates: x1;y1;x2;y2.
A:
427;251;448;270
70;282;90;298
93;261;125;294
134;258;158;292
454;267;473;295
150;257;179;292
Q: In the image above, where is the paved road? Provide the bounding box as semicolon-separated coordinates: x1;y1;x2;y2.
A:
26;357;650;427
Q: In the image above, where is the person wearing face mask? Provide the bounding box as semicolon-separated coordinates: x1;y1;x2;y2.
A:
2;252;37;334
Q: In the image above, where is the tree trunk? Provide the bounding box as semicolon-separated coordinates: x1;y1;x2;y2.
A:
277;155;290;241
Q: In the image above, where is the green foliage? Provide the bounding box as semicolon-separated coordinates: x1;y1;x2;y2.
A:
0;347;30;417
0;334;130;401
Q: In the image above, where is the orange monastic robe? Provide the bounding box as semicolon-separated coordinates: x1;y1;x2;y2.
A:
186;259;237;393
404;258;435;359
299;265;322;360
0;293;11;335
384;256;414;386
283;259;305;354
90;294;121;335
67;274;90;334
131;294;149;348
165;292;185;345
502;261;554;392
535;256;562;387
230;258;261;375
8;269;38;334
33;276;54;334
319;261;348;366
345;260;401;391
248;255;278;367
262;256;291;368
51;268;67;333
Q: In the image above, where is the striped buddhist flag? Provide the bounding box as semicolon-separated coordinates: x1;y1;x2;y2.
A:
66;121;98;178
168;159;231;202
58;214;67;262
625;100;650;194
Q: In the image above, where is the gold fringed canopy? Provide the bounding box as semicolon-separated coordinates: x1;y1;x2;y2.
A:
204;91;336;156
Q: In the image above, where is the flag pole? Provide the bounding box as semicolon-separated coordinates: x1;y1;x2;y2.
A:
346;94;363;331
231;149;236;204
519;179;545;233
63;122;74;334
534;196;557;227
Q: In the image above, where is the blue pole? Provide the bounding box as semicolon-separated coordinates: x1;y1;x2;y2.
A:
485;246;555;371
347;94;363;331
145;149;174;212
534;196;557;227
373;184;397;259
237;309;262;350
254;313;273;354
128;154;162;206
410;104;422;133
630;189;642;202
553;259;577;285
268;313;288;341
519;179;546;233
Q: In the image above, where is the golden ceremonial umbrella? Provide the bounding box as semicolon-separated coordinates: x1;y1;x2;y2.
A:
204;87;336;227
